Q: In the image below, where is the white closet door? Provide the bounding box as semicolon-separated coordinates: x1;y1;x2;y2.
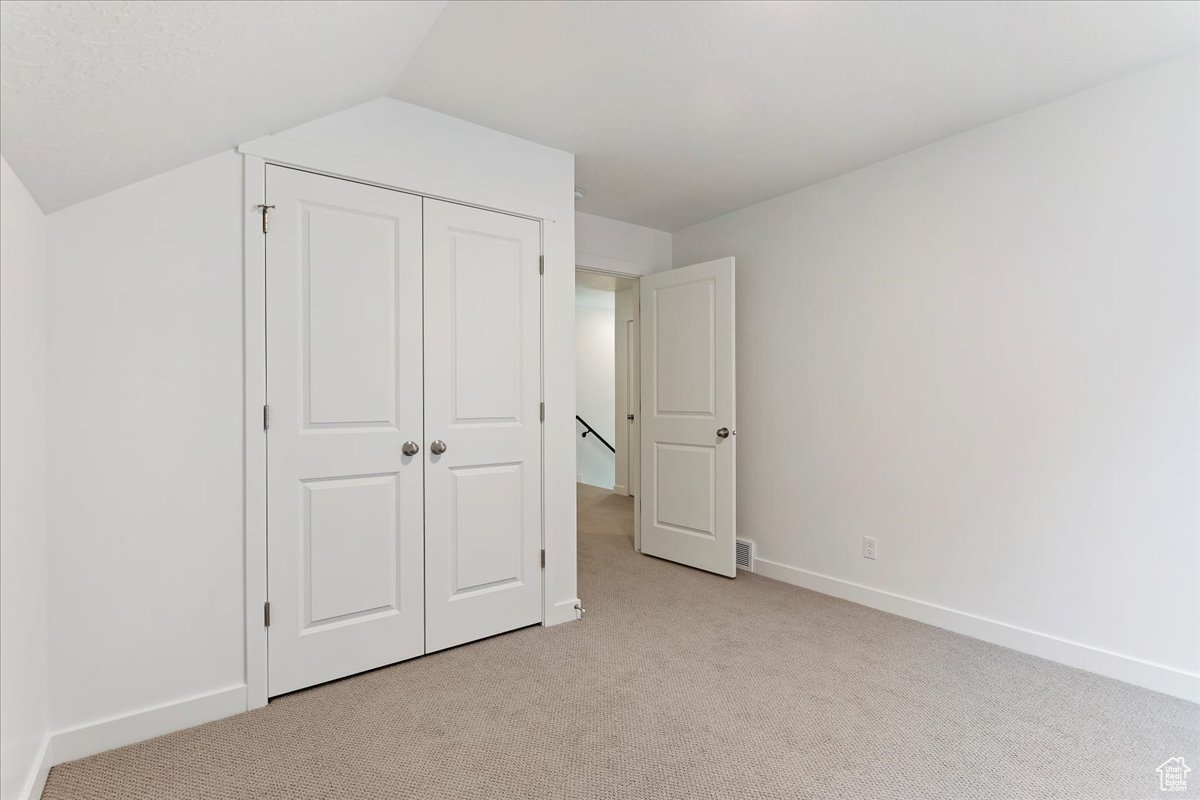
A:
423;199;543;652
640;257;736;577
266;166;424;696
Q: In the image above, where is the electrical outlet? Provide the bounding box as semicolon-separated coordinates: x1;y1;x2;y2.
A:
863;536;878;560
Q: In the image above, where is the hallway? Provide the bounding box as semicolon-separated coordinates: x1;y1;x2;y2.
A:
576;483;634;539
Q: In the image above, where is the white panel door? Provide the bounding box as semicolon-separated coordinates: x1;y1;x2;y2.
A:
266;166;424;696
423;199;543;652
640;258;736;577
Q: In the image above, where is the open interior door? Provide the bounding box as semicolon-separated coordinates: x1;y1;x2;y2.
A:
639;257;736;577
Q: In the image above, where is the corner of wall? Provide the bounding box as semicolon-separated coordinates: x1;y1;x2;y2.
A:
0;155;51;800
19;736;50;800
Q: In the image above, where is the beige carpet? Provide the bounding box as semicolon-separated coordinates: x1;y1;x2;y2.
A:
576;481;636;537
44;484;1198;799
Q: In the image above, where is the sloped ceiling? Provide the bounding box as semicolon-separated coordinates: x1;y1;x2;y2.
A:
392;0;1199;230
4;1;1197;225
0;0;446;211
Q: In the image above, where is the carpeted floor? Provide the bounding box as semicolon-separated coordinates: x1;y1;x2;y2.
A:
43;484;1198;799
576;481;637;537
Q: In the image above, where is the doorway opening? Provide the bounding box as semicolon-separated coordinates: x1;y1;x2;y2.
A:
575;267;640;553
574;257;737;580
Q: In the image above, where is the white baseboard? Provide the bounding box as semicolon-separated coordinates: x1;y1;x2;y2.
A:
613;484;628;496
546;597;582;626
18;734;51;800
49;684;247;766
753;556;1200;703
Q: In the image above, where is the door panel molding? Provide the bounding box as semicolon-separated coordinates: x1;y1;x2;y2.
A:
264;165;425;697
424;198;544;653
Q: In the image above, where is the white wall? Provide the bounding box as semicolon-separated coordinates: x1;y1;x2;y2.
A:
672;56;1200;699
576;211;671;275
46;151;246;735
0;157;50;800
576;288;616;488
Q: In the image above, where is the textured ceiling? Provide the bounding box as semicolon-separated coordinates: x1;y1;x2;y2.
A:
0;0;446;211
393;0;1200;230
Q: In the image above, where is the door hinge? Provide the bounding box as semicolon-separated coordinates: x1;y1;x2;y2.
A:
540;402;545;422
540;549;545;568
539;255;544;275
264;601;271;627
263;404;270;430
256;204;275;234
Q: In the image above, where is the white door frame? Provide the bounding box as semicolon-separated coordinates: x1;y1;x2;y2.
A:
575;265;643;551
615;313;638;496
242;143;570;710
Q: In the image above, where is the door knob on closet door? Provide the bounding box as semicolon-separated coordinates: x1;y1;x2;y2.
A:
429;440;447;455
402;441;420;456
716;427;731;439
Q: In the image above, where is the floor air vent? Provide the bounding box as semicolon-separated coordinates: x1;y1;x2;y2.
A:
735;538;755;572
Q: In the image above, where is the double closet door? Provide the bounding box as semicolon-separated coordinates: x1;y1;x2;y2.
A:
264;166;542;697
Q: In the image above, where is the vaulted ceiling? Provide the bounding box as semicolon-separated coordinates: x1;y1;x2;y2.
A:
0;0;446;211
394;0;1199;230
3;1;1197;226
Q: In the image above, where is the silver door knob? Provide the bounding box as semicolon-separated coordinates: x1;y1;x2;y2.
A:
716;427;731;439
430;440;447;455
402;441;420;456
